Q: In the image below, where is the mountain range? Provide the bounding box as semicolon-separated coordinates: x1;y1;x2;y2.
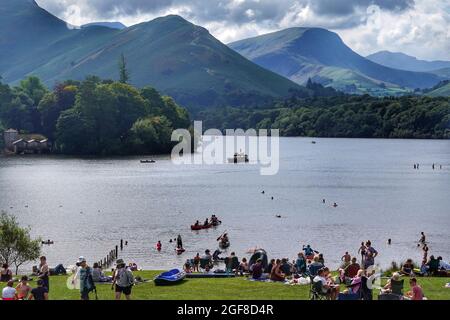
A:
1;0;448;108
229;28;446;96
0;0;301;108
367;51;450;73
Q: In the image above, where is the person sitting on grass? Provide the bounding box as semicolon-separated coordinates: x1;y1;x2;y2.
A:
266;259;276;274
313;268;338;300
400;259;414;276
426;256;440;275
92;263;112;283
204;264;213;274
270;259;285;282
345;257;360;278
183;262;193;273
348;269;365;294
323;267;340;299
238;258;249;275
405;278;424;300
437;256;450;271
0;264;13;282
2;280;16;300
15;276;32;300
381;272;403;295
250;258;264;280
28;279;48;300
280;258;292;276
308;256;324;276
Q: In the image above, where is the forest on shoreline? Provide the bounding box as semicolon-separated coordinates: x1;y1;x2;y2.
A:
0;76;190;154
195;82;450;139
1;76;449;156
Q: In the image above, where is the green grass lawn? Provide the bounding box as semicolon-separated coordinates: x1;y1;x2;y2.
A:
2;271;450;300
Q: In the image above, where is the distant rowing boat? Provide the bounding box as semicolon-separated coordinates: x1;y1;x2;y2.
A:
191;221;221;230
228;152;249;163
140;160;156;164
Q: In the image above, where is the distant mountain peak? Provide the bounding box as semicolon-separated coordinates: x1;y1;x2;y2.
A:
367;51;450;72
82;22;127;30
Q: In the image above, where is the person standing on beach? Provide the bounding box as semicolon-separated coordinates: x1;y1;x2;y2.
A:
358;242;366;266
113;259;134;300
38;256;50;292
364;241;378;269
77;257;95;300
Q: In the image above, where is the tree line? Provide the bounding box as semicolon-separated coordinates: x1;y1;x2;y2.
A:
0;76;190;154
196;92;450;139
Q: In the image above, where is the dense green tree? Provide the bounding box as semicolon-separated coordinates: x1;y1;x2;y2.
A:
119;53;130;84
0;212;42;275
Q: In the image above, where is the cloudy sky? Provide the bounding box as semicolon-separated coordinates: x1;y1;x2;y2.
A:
35;0;450;61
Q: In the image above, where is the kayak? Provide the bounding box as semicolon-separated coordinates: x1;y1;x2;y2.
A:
154;269;186;286
219;241;230;249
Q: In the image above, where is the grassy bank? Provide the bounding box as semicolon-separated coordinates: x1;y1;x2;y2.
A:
1;271;449;300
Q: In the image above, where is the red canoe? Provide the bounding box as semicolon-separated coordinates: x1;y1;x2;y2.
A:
191;221;221;230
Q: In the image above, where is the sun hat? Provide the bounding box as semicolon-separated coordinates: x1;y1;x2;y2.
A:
116;259;125;266
77;256;86;264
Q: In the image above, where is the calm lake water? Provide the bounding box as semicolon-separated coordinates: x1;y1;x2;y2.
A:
1;137;449;271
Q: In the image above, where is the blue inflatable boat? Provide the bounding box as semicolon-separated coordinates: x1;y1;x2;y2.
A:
154;269;186;286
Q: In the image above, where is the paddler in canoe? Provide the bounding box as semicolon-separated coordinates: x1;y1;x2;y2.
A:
210;214;221;226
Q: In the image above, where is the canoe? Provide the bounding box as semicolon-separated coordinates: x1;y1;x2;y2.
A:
190;221;221;230
154;269;186;286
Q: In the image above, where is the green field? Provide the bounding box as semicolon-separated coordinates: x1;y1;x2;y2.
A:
2;271;449;300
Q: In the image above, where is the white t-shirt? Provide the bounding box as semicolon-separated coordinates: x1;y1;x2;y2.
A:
2;286;16;299
313;276;328;293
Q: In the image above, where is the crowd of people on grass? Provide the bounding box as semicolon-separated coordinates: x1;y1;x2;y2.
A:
1;255;138;301
1;231;449;300
180;234;448;300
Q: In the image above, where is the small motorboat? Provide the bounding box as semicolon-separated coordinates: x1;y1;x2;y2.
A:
227;152;249;163
140;160;156;164
154;269;186;286
42;240;54;245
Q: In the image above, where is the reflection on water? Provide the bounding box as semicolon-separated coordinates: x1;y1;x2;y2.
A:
0;137;449;270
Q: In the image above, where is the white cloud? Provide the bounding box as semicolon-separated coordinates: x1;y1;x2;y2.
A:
35;0;449;60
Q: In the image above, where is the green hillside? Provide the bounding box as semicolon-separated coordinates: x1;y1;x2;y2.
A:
229;28;443;95
428;82;450;97
0;1;301;108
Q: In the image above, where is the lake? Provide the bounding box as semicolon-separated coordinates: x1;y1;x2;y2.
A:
0;137;449;271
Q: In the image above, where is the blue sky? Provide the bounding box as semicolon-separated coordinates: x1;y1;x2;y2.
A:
36;0;450;60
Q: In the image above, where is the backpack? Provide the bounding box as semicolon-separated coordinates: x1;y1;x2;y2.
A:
85;267;96;292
